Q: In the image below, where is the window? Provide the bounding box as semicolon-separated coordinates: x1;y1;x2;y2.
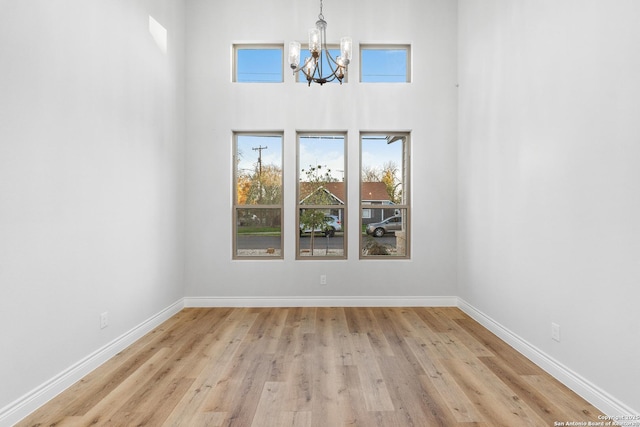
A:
297;133;346;259
360;133;410;258
296;47;344;84
360;45;411;83
233;45;283;83
233;133;283;258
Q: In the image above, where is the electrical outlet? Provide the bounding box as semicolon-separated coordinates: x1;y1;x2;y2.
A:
320;274;327;285
100;312;109;329
551;323;560;342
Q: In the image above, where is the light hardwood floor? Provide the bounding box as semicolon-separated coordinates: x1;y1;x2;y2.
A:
17;307;603;426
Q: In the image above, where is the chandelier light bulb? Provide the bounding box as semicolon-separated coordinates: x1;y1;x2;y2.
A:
289;41;301;68
308;28;321;54
305;59;315;75
340;37;352;62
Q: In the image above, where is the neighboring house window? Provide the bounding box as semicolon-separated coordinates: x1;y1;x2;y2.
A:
233;133;283;258
233;45;283;82
296;47;344;84
297;133;346;259
360;45;411;83
360;133;410;258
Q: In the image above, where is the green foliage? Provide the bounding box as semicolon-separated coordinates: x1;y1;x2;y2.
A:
299;209;329;234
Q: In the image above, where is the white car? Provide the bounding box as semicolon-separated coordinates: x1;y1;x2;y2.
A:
300;215;342;237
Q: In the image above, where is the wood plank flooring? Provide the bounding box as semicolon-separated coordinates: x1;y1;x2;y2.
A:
17;307;604;426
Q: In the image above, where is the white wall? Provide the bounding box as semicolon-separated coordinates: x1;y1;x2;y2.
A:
458;0;640;413
0;0;185;412
184;0;459;299
7;0;637;421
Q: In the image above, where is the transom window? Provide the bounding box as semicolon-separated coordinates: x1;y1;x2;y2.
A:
360;45;411;83
233;45;283;83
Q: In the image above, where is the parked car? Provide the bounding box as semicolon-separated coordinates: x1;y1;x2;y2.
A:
300;215;342;237
366;215;402;237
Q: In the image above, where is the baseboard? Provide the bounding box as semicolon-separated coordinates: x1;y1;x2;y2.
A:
0;298;185;427
456;298;636;417
184;295;458;307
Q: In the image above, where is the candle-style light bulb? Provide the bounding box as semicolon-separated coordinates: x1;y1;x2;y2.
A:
309;28;321;55
289;41;301;68
340;37;352;63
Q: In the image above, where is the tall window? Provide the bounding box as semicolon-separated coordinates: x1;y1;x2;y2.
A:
233;133;283;259
297;133;346;259
233;45;283;83
360;45;411;83
360;133;410;258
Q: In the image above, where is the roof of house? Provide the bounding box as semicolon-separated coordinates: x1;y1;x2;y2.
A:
299;181;390;204
360;182;390;201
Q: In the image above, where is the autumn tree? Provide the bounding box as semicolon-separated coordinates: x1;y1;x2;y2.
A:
237;161;282;227
243;164;282;205
236;174;252;205
380;161;402;204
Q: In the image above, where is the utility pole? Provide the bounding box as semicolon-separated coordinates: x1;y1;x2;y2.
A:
252;145;268;202
252;145;268;178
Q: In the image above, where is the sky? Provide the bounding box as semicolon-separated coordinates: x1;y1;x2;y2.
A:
299;135;345;180
236;135;404;182
236;135;283;173
236;46;408;83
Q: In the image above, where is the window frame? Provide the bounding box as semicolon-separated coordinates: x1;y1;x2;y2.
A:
359;132;411;259
359;44;412;83
232;44;284;83
232;131;284;260
296;131;348;260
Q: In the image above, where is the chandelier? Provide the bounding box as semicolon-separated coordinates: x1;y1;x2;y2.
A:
288;0;352;86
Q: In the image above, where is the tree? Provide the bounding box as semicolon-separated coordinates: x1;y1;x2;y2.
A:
361;161;402;204
361;165;380;183
299;164;337;255
237;161;282;227
380;161;402;204
244;164;282;205
236;173;252;205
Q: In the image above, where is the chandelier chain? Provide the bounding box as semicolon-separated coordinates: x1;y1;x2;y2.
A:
288;0;351;85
